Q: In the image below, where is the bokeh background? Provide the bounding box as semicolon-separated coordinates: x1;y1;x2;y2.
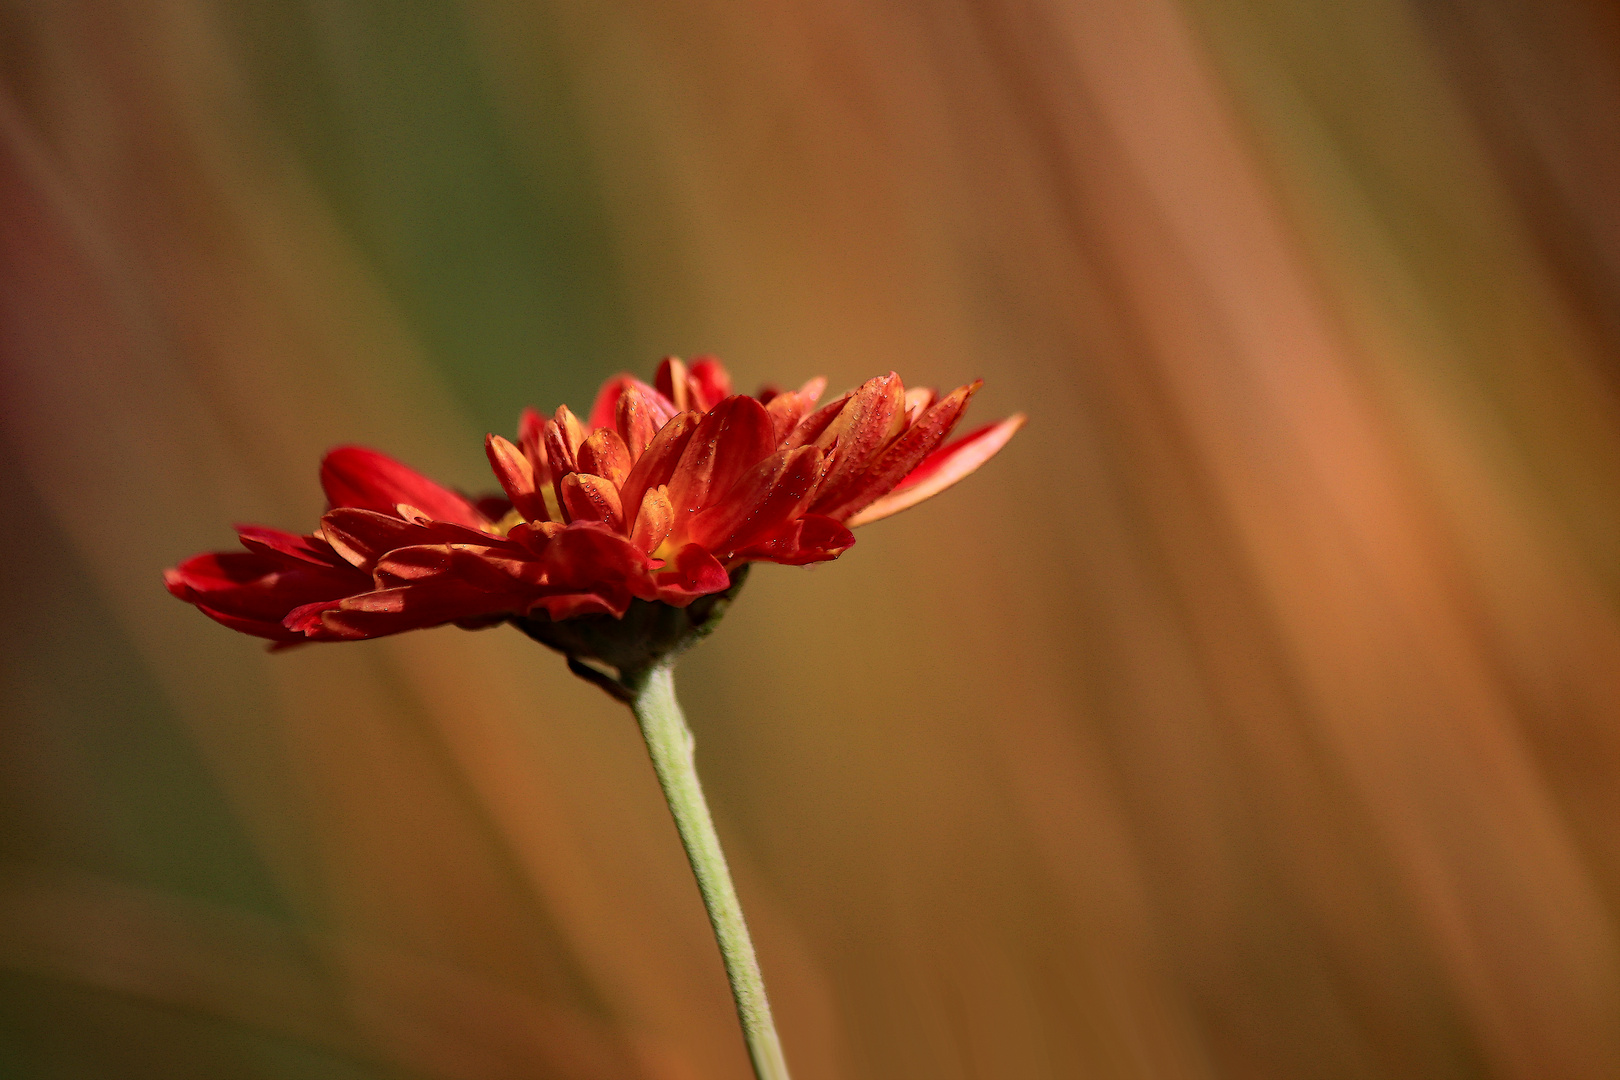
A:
4;1;1620;1077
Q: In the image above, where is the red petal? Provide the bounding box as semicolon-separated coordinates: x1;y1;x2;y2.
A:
528;591;628;620
320;508;495;569
577;428;632;488
317;579;527;640
810;372;906;510
630;485;675;554
485;433;549;522
732;514;854;566
783;392;852;450
845;413;1025;526
619;410;699;519
653;544;730;606
541;524;658;602
665;395;775;515
614;381;668;458
686;356;733;411
655;356;690;411
320;446;489;530
233;526;337;567
817;379;978;521
689;445;826;554
587;375;677;432
518;407;552;487
588;374;633;431
560;472;625;531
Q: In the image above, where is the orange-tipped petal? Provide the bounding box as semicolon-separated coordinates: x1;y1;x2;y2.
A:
630;485;675;554
619;410;699;517
578;428;632;488
485;433;549;522
844;413;1025;527
560;472;625;531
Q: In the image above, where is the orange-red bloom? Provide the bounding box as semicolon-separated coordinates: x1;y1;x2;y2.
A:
166;357;1023;645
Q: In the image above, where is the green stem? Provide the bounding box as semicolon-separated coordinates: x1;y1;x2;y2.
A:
628;663;791;1080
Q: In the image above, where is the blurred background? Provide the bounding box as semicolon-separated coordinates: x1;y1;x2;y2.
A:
4;0;1620;1076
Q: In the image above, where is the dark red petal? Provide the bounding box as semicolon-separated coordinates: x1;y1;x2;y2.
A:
653;544;730;606
373;542;535;590
233;526;338;567
320;446;488;529
317;579;527;640
618;411;699;519
817;379;979;521
665;396;775;515
320;508;496;570
196;601;308;642
845;413;1025;527
732;514;855;566
527;590;629;620
485;433;549;522
686;356;733;411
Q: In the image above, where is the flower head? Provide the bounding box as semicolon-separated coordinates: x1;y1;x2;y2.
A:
166;357;1023;652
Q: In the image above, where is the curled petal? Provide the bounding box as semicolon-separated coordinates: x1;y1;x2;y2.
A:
615;381;667;458
845;413;1025;527
589;375;676;432
543;524;658;603
165;546;370;642
731;514;855;566
560;472;625;531
485;434;549;522
518;407;552;484
577;428;632;488
653;544;731;606
320;446;488;529
508;519;566;556
630;485;675;554
314;578;529;640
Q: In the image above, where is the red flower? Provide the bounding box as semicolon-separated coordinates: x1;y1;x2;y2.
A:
166;357;1023;645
